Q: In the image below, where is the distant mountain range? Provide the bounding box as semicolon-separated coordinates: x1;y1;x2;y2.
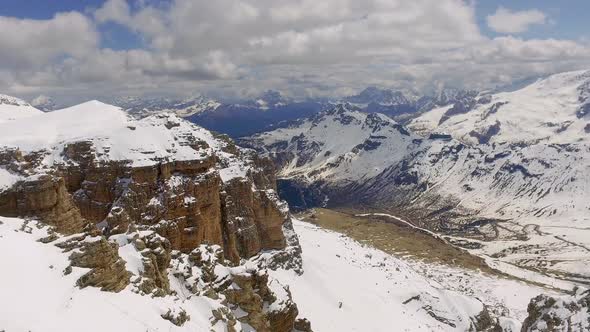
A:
71;87;477;138
241;70;590;285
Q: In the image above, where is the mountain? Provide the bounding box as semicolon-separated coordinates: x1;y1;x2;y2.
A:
409;70;590;144
0;95;533;331
0;98;310;331
341;87;481;124
30;94;58;111
345;86;413;106
114;95;221;118
250;90;291;110
187;94;327;138
110;88;483;140
242;71;590;287
0;94;44;123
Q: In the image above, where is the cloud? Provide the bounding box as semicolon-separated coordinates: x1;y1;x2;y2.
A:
487;6;547;34
0;12;98;69
0;0;589;103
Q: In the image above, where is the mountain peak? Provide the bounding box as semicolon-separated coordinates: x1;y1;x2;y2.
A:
346;87;410;106
30;94;56;112
0;93;44;124
0;94;31;107
254;90;289;109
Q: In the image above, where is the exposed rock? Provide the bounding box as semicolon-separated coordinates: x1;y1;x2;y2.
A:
169;244;308;332
0;175;87;234
294;318;313;332
0;116;300;267
63;236;131;292
161;308;190;326
521;289;590;332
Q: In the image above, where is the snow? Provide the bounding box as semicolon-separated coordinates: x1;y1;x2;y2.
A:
110;234;145;276
0;216;238;332
0;97;254;188
409;70;590;144
218;163;248;182
0;94;44;123
0;167;21;191
270;220;553;331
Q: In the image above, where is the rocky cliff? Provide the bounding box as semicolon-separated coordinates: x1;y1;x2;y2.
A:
0;98;307;331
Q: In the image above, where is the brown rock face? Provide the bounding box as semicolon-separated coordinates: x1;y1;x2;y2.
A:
0;139;290;263
0;175;87;234
59;236;131;292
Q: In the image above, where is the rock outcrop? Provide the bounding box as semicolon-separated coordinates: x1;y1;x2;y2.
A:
58;234;132;292
521;289;590;332
171;244;305;332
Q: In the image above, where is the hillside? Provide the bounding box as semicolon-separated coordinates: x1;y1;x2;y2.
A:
242;72;590;286
409;70;590;145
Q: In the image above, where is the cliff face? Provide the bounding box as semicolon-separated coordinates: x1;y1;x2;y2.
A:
0;100;308;330
0;110;293;265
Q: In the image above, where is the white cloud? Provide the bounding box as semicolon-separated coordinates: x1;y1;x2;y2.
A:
0;12;98;69
0;0;588;103
487;6;547;34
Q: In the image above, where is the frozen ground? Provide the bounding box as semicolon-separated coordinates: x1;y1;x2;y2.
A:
0;216;226;332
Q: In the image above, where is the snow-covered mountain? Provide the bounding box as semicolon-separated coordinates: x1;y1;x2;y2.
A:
0;94;44;123
114;95;221;118
409;70;590;144
251;90;291;110
0;98;312;331
30;94;58;112
242;71;590;285
0;95;544;331
345;86;413;106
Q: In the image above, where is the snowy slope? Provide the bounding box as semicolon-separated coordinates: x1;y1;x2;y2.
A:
0;217;226;332
0;94;44;123
0;99;250;181
245;104;416;184
409;70;590;144
271;220;557;332
2;214;557;332
244;98;590;283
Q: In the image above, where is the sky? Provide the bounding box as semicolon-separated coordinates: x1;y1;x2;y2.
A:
0;0;589;104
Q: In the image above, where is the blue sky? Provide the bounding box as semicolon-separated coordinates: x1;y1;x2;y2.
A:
0;0;588;102
0;0;143;49
474;0;589;40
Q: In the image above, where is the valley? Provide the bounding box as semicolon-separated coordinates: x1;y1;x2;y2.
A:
2;2;590;331
297;208;493;273
1;68;589;330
